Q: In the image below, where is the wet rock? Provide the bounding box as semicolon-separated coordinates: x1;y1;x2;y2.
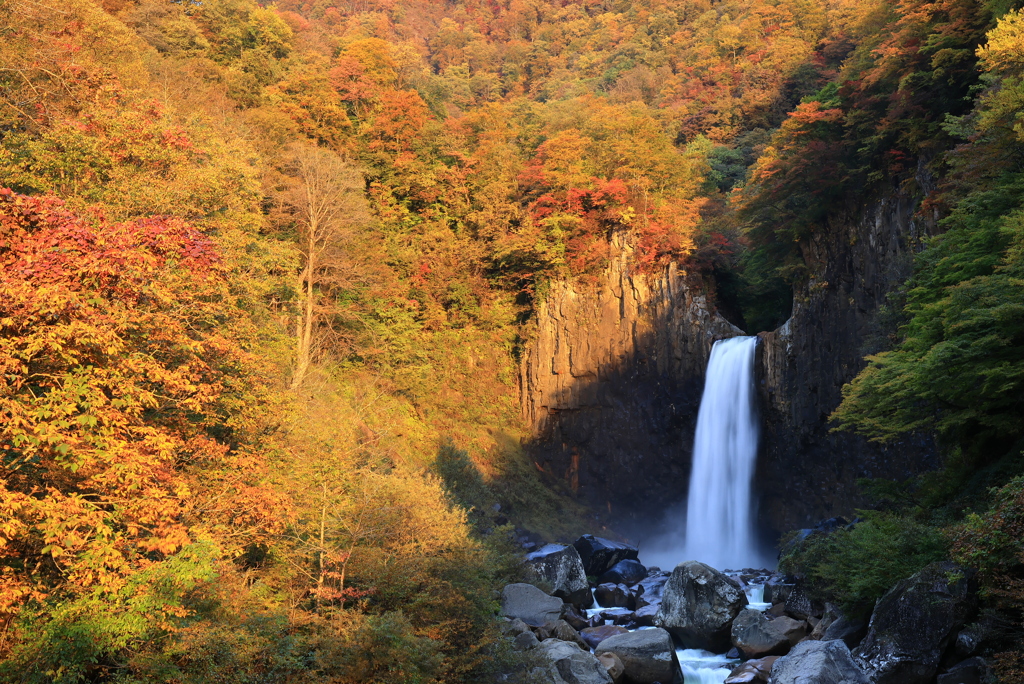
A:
595;628;677;684
853;562;976;684
731;608;807;658
580;625;629;650
634;574;669;610
563;603;592;631
768;639;869;684
767;603;786;618
725;656;780;684
527;544;593;609
596;652;625;683
936;657;992;684
598;559;647;587
572;535;639;576
655;560;746;651
595;583;634;609
633;605;659;626
535;638;615;684
501;583;564;626
595;607;635;625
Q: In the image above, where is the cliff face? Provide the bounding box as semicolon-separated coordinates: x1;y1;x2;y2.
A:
520;233;742;523
756;182;940;532
521;181;940;535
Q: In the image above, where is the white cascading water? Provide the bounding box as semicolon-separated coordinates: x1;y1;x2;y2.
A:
681;336;760;571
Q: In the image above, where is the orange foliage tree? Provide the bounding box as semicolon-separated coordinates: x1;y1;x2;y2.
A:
0;190;285;672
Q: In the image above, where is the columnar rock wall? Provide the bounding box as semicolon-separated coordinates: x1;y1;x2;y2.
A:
756;180;940;532
520;232;741;521
521;178;940;534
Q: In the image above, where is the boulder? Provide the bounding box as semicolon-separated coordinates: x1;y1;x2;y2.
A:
731;608;807;658
725;656;780;684
853;562;976;684
535;638;615;684
763;581;796;605
514;630;541;650
501;617;532;637
598;559;647;587
633;605;659;627
595;607;636;625
655;560;747;651
573;535;639;576
596;652;625;683
535;619;591;651
527;544;593;608
501;583;564;626
563;603;593;631
768;639;869;684
595;628;677;684
822;609;867;650
634;574;669;610
580;624;629;650
936;657;992;684
595;583;634;609
783;585;821;621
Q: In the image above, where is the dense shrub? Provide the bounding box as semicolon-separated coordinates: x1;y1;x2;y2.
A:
779;512;949;616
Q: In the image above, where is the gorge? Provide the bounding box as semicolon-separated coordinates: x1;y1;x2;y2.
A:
521;182;940;539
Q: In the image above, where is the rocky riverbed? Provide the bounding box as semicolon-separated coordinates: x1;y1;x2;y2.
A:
499;535;990;684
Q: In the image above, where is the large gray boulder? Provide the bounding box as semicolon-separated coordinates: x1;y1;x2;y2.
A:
501;583;564;626
573;535;639;576
853;562;975;684
768;640;870;684
594;628;677;684
731;608;807;658
655;560;747;651
527;544;593;608
535;638;615;684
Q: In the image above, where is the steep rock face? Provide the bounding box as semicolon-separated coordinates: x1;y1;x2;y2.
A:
520;232;741;519
757;182;940;532
520;181;940;532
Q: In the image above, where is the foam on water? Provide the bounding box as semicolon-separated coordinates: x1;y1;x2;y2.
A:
676;649;734;684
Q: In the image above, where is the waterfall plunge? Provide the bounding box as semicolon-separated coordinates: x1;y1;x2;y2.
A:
638;335;770;572
681;336;760;570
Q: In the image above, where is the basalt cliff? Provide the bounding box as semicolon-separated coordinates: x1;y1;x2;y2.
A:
521;182;940;535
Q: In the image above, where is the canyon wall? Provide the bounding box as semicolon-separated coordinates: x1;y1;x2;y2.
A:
521;175;940;535
520;232;741;525
757;176;940;532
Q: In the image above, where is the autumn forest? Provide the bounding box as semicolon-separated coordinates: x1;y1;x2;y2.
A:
1;0;1023;681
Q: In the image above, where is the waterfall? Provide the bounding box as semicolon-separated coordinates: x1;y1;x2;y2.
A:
681;336;760;571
